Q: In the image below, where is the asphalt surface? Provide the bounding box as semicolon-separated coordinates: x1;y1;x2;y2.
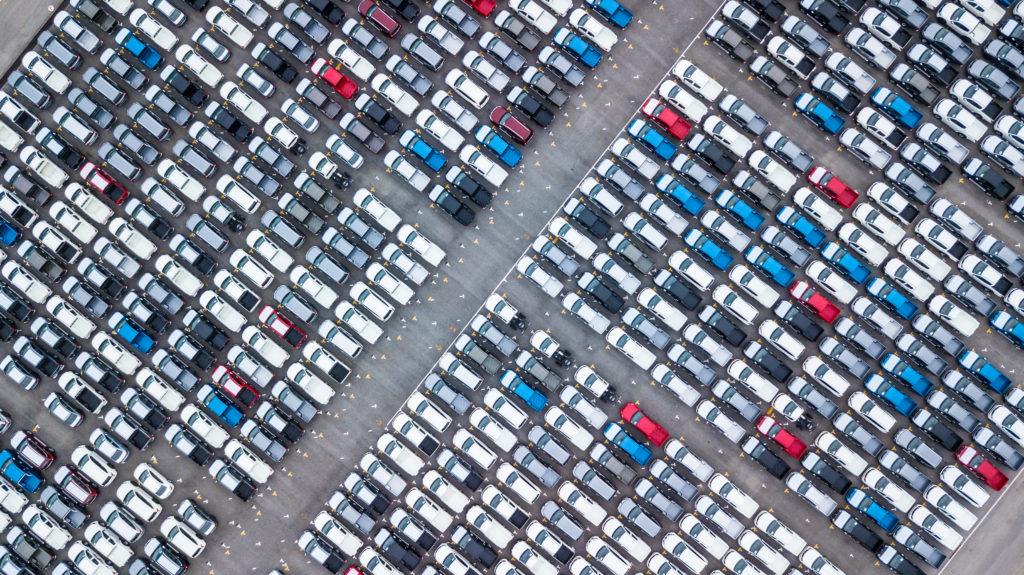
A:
1;0;1024;574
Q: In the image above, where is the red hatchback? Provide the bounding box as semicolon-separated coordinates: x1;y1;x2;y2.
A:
358;0;401;37
79;162;128;204
790;280;840;324
213;365;260;408
489;107;534;145
463;0;496;16
311;58;358;100
641;98;691;140
957;445;1008;490
9;430;55;470
258;306;307;348
807;167;858;208
620;403;669;446
756;415;807;458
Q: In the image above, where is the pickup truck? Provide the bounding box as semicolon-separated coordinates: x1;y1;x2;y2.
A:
108;311;154;354
553;28;602;68
607;233;654;275
656;175;705;215
399;131;447;172
820;242;871;284
880;354;934;396
469;315;518;357
584;0;633;28
865;277;918;319
515;351;561;391
0;451;41;493
499;370;547;411
532;236;578;276
453;334;501;375
744;246;795;287
197;383;243;427
115;28;161;69
776;206;826;248
627;119;677;161
794;92;845;134
871;87;922;128
715;189;764;231
58;373;107;414
684;229;733;271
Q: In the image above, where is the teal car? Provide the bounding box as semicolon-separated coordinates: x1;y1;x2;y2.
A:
553;28;602;68
684;229;732;270
714;189;764;230
474;126;521;167
114;28;162;70
627;119;677;161
197;383;243;427
776;206;826;247
602;422;652;465
865;278;918;320
656;175;704;215
584;0;633;28
795;92;845;134
499;370;547;411
399;130;447;171
0;450;42;493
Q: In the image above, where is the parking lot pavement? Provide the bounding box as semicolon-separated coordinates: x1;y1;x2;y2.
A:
0;0;58;73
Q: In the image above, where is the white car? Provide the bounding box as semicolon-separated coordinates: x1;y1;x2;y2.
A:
206;6;253;47
585;538;630;575
353;188;401;232
229;250;273;289
938;2;991;44
360;548;401;575
793;187;842;231
923;485;977;530
935;98;987;142
728;359;778;402
424;470;470;513
815;432;867;476
807;260;857;304
84;522;133;567
662;532;710;573
155;254;202;297
562;292;611;334
468;408;517;452
909;505;963;550
679;514;728;559
314;511;361;556
606;327;656;370
897;238;951;281
638;193;687;235
637;288;686;331
175;45;223;87
862;468;916;513
750;150;796;192
129;8;177;51
219;82;267;123
989;405;1024;448
93;332;141;375
286;361;335;405
669;250;715;291
116;482;162;523
754;511;807;556
512;541;557;575
883;259;934;301
623;212;668;252
709;473;759;518
496;464;541;504
68;541;116;575
445;69;490;110
453;428;497;469
516;257;563;297
848;392;896;432
459;146;508;187
335;302;384;344
318;321;363;359
914;218;963;260
463;51;510;91
673;60;723;101
366;262;414;306
853;204;905;245
416;109;464;151
659;80;709;122
23;504;72;550
467;506;514;547
180;405;230;449
157;159;205;201
289;267;339;309
939;465;990;507
928;294;979;336
767;36;814;79
759;320;805;361
544;406;593;450
46;296;96;339
246;231;293;272
406;391;451;432
263;118;302;160
70;446;117;487
326;40;376;81
713;285;758;325
696;399;745;443
371;74;419;116
50;201;97;243
136;368;185;412
799;548;844;575
838;223;888;266
558;386;607;429
384;150;430;192
738;531;789;575
21;146;67;188
198;292;246;332
600;517;648;561
21;51;71;94
512;0;558;35
1;262;49;303
396;224;445;268
241;326;288;368
133;463;173;499
160;517;206;558
731;266;781;309
569;8;618;51
377;433;424;476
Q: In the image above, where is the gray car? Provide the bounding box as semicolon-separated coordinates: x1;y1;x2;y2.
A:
99;49;146;89
532;236;579;276
36;30;82;70
262;213;304;248
453;335;500;375
622;307;670;349
617;499;660;537
916;122;969;165
540;501;584;542
138;273;184;315
322;228;370;269
145;86;191;126
590;443;636;484
7;71;51;109
127;102;171;141
514;352;560;391
63;276;108;317
274;286;317;323
386;56;432;96
280;194;323;234
976;234;1024;275
788;376;839;418
894;334;946;375
185;214;229;252
596;159;645;200
98;143;142;181
894;429;942;469
173;140;216;177
833;412;883;455
268;22;314;63
884;162;937;203
878;0;928;28
820;337;870;380
840;128;891;169
892;525;946;568
763;131;814;172
113;125;160;165
435;0;480;38
650;460;698;501
68;86;116;129
572;461;616;500
634;478;684;521
732;170;779;210
527;426;570;466
236;158;281;196
749;56;798;97
926;389;980;433
477;32;524;72
402;33;446;71
878;449;930;492
512;446;558;488
239;419;287;461
342;19;388;60
284;3;329;44
781;14;830;57
711;379;760;422
942;369;995;413
327;492;374;534
922;23;973;64
761;225;810;266
890;63;941;105
968;59;1020;99
719;94;768;134
271;380;318;422
973;427;1024;470
469;315;517;356
835;317;885;360
337;208;381;249
538;46;584;87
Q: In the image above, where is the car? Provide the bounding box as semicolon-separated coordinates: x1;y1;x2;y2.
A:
694;494;744;539
938;3;991;44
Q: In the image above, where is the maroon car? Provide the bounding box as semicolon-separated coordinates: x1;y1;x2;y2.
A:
358;0;401;37
489;107;534;145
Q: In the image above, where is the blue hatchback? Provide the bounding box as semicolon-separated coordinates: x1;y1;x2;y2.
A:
499;370;547;411
400;131;447;172
554;28;602;68
744;246;795;287
0;450;42;493
602;422;652;465
776;206;826;248
715;189;764;231
820;242;871;284
198;384;243;427
847;488;899;532
115;28;162;70
864;373;918;416
865;278;918;320
585;0;633;27
108;311;154;354
685;229;732;270
880;354;934;396
475;126;521;167
627;119;677;161
656;175;704;215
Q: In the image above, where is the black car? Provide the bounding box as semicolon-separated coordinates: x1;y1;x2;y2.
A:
900;143;951;185
698;305;746;347
688;134;736;174
508;86;553;127
744;342;792;383
160;66;208;106
77;353;123;392
354;94;401;134
802;452;852;493
383;0;419;20
428;186;474;226
183;311;228;351
496;11;540;51
705;20;755;62
71;0;117;32
577;272;624;313
833;510;884;553
800;0;849;34
563;198;610;238
910;409;962;451
963;157;1013;200
774;301;823;341
741;435;790;478
653;269;701;310
251;43;297;83
3;166;49;207
451;525;498;567
373;529;420;569
212;460;256;501
743;0;785;21
446;167;492;207
205;102;252;143
340;113;386;154
122;388;170;429
34;128;83;169
303;0;345;24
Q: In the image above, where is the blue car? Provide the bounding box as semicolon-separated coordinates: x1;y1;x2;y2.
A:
553;28;602;68
114;28;162;70
584;0;633;27
870;87;922;129
108;311;154;354
499;370;547;411
400;131;447;172
991;311;1024;348
714;189;764;231
627;119;677;161
880;354;934;396
865;278;918;320
0;217;19;246
864;373;918;416
684;229;732;270
776;206;825;248
820;242;871;284
744;246;795;287
602;422;652;465
475;126;521;167
794;93;845;134
0;450;42;493
198;384;243;427
958;350;1012;393
847;489;899;532
656;175;704;215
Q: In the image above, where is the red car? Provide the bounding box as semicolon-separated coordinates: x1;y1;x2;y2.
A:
79;162;128;204
489;107;534;145
311;58;358;100
806;167;858;208
620;403;669;446
258;306;307;348
54;465;98;505
463;0;496;16
755;415;807;458
358;0;401;37
790;280;840;324
957;445;1008;490
641;98;691;140
213;365;259;408
9;430;54;470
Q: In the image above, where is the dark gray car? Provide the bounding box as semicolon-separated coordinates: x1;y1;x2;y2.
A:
113;125;160;165
788;376;839;418
144;86;192;126
403;34;446;71
973;427;1024;470
512;446;558;488
173;140;216;177
892;525;946;568
711;379;760;421
922;23;973;65
68;86;116;129
833;412;883;455
894;429;942;469
719;94;768;135
781;14;830;57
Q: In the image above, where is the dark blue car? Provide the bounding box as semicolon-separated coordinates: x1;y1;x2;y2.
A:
400;131;447;172
475;126;521;167
585;0;633;27
715;189;764;231
198;383;243;427
847;488;899;532
115;28;162;70
627;119;677;161
656;175;705;215
499;370;547;411
553;28;602;68
0;217;19;246
776;206;826;248
864;373;918;416
821;242;871;284
602;422;652;465
684;229;732;270
866;278;918;320
881;354;934;396
744;246;795;287
108;311;154;354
